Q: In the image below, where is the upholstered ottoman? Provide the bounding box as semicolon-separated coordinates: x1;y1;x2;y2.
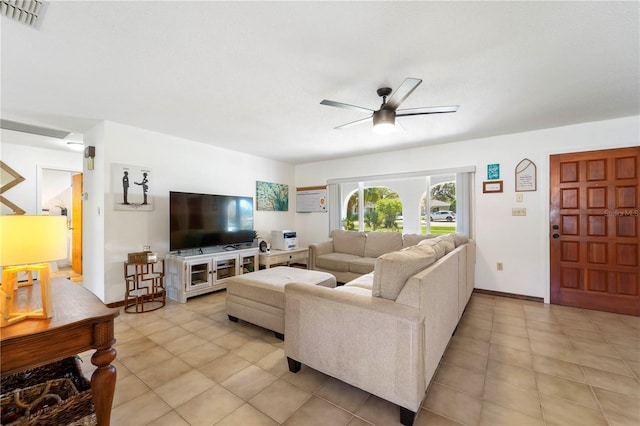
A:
226;266;336;338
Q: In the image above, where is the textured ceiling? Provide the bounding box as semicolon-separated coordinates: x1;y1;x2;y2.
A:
1;1;638;164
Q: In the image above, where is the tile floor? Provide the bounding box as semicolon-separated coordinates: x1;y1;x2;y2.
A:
77;291;640;426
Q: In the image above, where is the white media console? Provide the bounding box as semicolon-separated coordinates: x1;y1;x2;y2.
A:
165;247;259;303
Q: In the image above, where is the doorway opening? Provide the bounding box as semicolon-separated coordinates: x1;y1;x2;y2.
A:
38;167;83;281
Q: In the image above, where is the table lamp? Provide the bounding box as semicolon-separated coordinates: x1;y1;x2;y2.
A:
0;215;68;327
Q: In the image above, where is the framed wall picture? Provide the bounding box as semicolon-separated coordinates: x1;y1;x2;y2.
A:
112;163;153;211
515;158;537;192
487;164;500;180
483;180;503;193
256;181;289;211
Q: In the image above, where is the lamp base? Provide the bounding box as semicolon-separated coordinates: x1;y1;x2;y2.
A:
1;264;53;327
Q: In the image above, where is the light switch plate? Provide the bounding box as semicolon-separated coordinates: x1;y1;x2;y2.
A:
512;207;526;216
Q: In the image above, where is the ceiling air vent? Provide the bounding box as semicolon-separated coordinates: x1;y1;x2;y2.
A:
1;0;44;27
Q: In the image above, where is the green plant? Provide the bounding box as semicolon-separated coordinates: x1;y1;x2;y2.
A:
342;213;357;230
364;210;382;230
376;198;402;229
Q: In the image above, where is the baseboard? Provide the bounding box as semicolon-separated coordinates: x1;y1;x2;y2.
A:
472;288;543;303
106;300;125;309
106;285;545;307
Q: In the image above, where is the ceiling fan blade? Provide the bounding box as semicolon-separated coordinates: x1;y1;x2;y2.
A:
396;105;459;117
383;78;422;111
334;115;373;130
320;100;374;114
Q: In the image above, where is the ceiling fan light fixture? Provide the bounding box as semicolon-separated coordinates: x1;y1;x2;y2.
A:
373;109;396;134
321;77;458;133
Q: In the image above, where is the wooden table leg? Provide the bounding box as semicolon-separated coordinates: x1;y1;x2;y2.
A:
91;321;117;426
91;347;117;426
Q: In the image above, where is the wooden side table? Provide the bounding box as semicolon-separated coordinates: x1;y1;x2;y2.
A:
124;259;166;313
1;278;119;426
258;247;308;269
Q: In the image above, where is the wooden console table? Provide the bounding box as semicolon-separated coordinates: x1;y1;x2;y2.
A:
1;278;119;426
259;247;308;269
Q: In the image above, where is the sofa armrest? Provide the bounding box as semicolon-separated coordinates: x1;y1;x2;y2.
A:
308;239;334;270
284;284;425;412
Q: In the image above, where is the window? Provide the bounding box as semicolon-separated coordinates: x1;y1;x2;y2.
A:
328;167;474;237
344;186;402;232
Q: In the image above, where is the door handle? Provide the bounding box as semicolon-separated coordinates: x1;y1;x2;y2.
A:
552;225;559;230
552;234;560;239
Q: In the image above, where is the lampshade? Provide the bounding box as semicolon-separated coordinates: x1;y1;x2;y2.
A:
0;216;68;267
373;109;396;134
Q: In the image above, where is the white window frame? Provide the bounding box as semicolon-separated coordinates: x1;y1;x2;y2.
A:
327;166;475;237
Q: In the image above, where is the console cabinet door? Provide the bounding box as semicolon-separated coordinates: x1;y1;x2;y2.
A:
214;252;239;283
241;253;258;274
186;259;213;291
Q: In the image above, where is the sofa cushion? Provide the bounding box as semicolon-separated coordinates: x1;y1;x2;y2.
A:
372;244;437;300
334;285;372;297
315;252;362;272
344;273;374;291
349;257;376;274
417;238;446;259
402;233;436;248
331;230;366;257
453;232;469;247
364;232;403;258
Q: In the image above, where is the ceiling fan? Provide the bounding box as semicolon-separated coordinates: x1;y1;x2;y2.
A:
320;78;459;134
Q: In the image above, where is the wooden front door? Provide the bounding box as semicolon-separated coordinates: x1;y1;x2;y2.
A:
550;147;639;316
72;173;83;274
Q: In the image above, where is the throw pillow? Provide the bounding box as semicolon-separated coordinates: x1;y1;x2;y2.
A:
436;234;456;254
402;233;436;248
417;238;446;259
372;244;437;300
453;232;469;247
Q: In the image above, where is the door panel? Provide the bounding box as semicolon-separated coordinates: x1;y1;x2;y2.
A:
550;147;639;316
72;173;83;274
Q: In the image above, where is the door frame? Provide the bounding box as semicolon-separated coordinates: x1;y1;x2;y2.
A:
541;143;638;305
36;164;82;266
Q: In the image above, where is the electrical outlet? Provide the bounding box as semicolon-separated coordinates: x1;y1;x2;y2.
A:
512;208;526;216
497;262;503;271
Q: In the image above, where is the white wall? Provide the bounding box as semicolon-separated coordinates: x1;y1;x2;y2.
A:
0;130;82;215
83;121;295;303
3;116;637;305
294;116;640;302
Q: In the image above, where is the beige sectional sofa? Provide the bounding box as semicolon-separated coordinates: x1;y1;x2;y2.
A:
308;230;434;283
285;233;475;426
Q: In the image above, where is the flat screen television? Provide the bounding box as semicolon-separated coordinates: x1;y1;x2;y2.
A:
170;191;254;251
